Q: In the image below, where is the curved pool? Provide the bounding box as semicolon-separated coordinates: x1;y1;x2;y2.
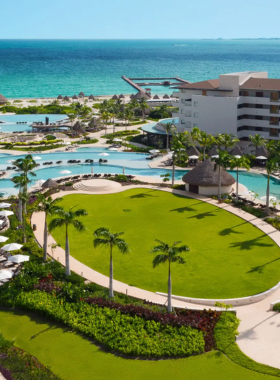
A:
0;114;67;133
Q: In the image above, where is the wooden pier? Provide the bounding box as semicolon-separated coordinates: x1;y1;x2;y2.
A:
122;76;190;92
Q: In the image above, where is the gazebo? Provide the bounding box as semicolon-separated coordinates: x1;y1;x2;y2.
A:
112;95;119;100
153;95;160;99
64;96;70;102
73;121;85;135
231;145;244;156
187;146;200;156
79;92;85;97
0;94;8;105
42;179;58;189
182;158;235;196
57;95;63;100
163;94;170;99
88;95;95;101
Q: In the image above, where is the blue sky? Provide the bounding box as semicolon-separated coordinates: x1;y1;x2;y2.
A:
2;0;280;39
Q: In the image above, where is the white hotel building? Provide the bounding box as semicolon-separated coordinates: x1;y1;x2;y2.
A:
172;71;280;143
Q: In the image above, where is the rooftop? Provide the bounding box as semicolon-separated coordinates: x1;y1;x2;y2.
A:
241;78;280;91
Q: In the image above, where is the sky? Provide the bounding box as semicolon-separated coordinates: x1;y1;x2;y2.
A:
1;0;280;39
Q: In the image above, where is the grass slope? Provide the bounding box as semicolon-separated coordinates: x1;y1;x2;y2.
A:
0;309;277;380
49;189;280;298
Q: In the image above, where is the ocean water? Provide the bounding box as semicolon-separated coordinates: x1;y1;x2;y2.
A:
1;39;280;98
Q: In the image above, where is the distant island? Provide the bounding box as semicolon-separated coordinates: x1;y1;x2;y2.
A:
232;38;280;40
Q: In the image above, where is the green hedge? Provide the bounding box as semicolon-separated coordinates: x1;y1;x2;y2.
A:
214;312;280;377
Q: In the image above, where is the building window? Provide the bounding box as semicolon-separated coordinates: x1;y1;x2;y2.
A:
270;117;278;125
270;105;279;114
256;127;263;131
194;101;199;107
270;128;279;137
241;91;249;96
185;101;192;106
256;91;263;97
194;112;198;118
270;92;279;102
193;123;198;128
181;120;185;124
255;116;263;120
256;104;263;109
185;111;191;117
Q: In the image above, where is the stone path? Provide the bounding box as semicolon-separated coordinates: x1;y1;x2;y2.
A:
31;184;280;369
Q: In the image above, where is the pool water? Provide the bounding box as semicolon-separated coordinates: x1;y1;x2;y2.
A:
0;114;66;133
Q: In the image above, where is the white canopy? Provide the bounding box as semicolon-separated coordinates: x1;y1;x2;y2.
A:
2;243;23;252
108;148;118;151
0;203;11;208
98;153;109;156
113;138;122;142
0;211;14;217
149;149;160;154
260;196;277;203
211;155;219;158
256;156;267;160
0;236;9;243
189;155;199;159
59;170;71;174
8;254;29;264
0;270;14;280
34;156;42;160
234;155;241;159
35;180;45;186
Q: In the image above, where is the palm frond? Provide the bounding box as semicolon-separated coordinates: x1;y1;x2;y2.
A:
48;218;65;232
152;254;168;268
72;219;86;232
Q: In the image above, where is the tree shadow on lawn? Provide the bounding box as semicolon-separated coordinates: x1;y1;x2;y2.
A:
169;206;196;213
187;209;222;220
229;235;274;251
129;190;159;199
247;257;280;274
219;222;247;236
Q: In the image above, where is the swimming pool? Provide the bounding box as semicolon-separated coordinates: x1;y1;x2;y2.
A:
0;114;66;133
0;149;279;200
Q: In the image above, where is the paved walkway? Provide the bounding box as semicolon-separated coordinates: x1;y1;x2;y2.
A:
31;185;280;369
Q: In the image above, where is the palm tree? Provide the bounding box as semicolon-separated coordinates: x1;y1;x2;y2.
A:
30;195;62;261
249;134;266;154
212;150;232;200
123;106;133;130
18;190;30;243
101;111;110;135
67;113;76;136
150;240;189;313
197;131;214;160
265;159;278;216
190;127;201;146
162;121;175;151
93;228;130;298
215;133;239;152
12;174;30;223
108;102;120;134
230;156;251;202
171;132;188;185
49;206;88;276
138;98;148;121
158;104;169;119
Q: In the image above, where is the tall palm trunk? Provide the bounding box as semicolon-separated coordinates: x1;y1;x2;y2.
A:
22;208;26;243
236;168;239;203
166;133;169;151
266;175;270;216
218;165;221;200
65;225;71;276
203;147;205;161
172;157;175;185
18;188;22;223
109;245;114;298
167;260;172;313
43;213;48;261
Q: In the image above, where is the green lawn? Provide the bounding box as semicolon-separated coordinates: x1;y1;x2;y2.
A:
0;309;276;380
49;189;280;298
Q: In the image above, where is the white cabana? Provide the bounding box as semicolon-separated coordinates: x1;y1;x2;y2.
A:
149;149;160;154
108;148;118;151
113;138;122;142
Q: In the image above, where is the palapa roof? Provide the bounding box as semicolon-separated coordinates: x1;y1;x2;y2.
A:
57;95;63;99
255;146;268;158
207;146;218;156
79;92;85;96
119;94;125;99
153;95;160;99
130;94;135;99
72;95;78;99
134;91;150;100
182;159;235;187
73;121;85;133
112;95;119;100
0;94;8;103
88;95;95;100
64;96;70;101
42;178;58;189
241;78;280;91
231;145;244;156
163;94;170;99
88;118;98;128
187;146;200;156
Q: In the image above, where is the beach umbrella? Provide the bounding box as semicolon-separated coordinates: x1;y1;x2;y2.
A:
57;95;63;100
8;254;29;264
163;94;170;99
42;179;58;189
260;196;277;203
109;148;118;151
0;220;4;226
0;270;13;280
98;153;109;156
33;156;42;160
0;211;14;217
119;94;125;99
234;155;241;159
89;95;95;100
256;156;267;160
113;138;122;142
153;95;160;99
0;236;9;243
211;155;219;158
149;149;160;154
189;155;199;159
112;95;119;100
0;203;11;208
2;243;23;252
72;95;78;100
59;170;71;174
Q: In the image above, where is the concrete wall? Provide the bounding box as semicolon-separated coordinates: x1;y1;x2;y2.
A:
185;183;233;196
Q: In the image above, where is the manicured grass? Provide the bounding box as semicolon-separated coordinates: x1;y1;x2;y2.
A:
49;189;280;298
0;309;276;380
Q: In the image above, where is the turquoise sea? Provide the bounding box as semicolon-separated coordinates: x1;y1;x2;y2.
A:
1;39;280;98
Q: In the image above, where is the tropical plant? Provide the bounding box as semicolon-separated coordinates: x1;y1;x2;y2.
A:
123;106;133;130
171;132;188;185
229;156;251;202
158;104;169;119
212;150;232;199
190;127;201;146
101;111;110;135
150;239;189;313
12;174;30;223
67;113;76;135
138;98;149;120
197;131;214;160
215;133;239;152
30;195;62;261
160;173;171;184
49;206;88;275
265;159;279;215
249;134;266;153
162;121;175;151
93;228;130;298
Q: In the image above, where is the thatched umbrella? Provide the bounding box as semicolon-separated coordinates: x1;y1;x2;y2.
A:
256;146;268;158
42;179;58;189
182;159;235;187
187;146;200;156
64;96;70;102
130;94;135;99
119;94;125;99
72;95;78;100
88;118;98;128
134;91;149;100
112;95;119;100
57;95;63;100
73;121;85;134
208;146;218;157
0;94;8;105
163;94;170;99
231;145;244;156
79;92;85;97
89;95;95;100
153;95;160;99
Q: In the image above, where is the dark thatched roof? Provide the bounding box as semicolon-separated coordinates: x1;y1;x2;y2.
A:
208;146;218;156
119;94;125;98
79;92;85;96
163;94;170;99
42;178;58;189
231;145;244;156
57;95;63;99
0;94;8;104
112;95;119;100
130;94;135;99
256;146;268;158
73;121;85;133
134;91;150;100
187;146;200;156
88;95;95;100
182;159;235;187
153;95;160;99
88;118;98;128
72;95;78;100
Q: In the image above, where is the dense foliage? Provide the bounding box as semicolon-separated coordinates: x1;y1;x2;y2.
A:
0;104;74;115
101;130;140;139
